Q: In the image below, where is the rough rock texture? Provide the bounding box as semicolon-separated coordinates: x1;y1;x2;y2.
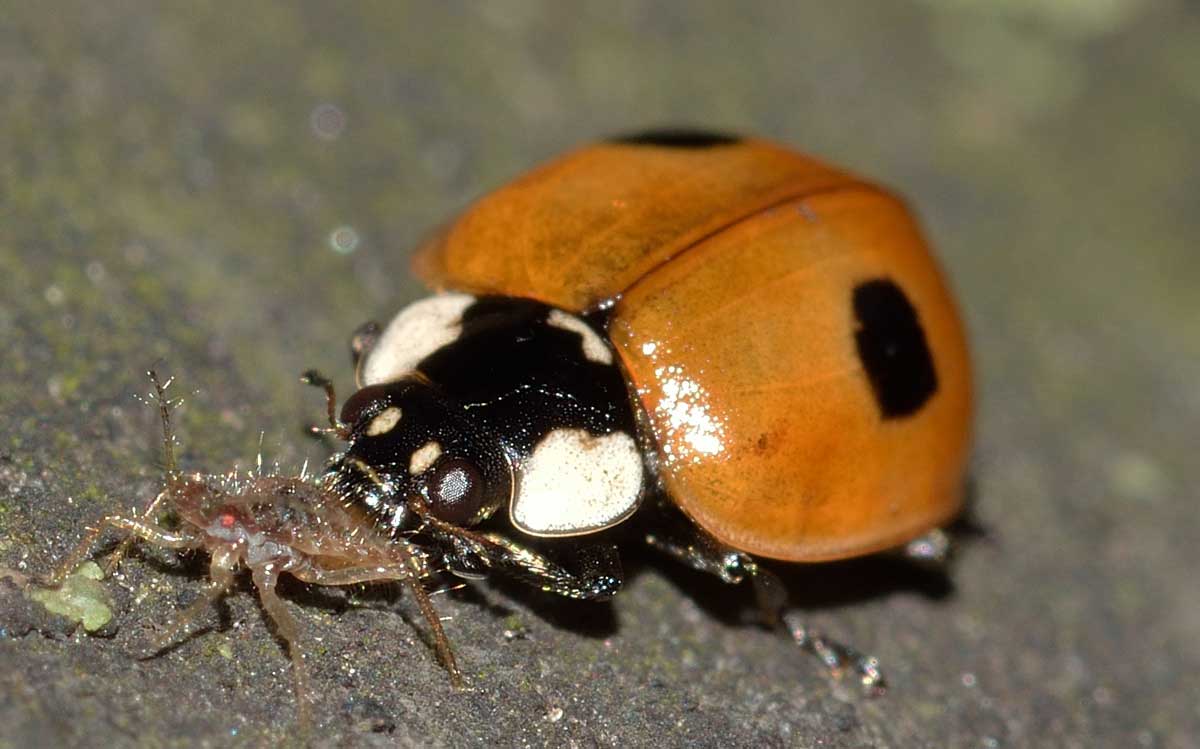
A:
1;2;1197;747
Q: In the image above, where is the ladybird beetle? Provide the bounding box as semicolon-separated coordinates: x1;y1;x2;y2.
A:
307;130;973;688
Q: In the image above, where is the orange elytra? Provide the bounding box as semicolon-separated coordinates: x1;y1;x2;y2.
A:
408;130;973;562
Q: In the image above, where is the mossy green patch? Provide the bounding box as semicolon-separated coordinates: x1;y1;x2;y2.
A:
502;614;525;632
29;560;114;632
77;484;108;505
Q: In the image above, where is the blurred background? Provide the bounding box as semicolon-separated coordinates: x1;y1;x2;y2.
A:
1;2;1196;746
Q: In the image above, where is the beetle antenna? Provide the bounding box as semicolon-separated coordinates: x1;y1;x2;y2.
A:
300;370;352;441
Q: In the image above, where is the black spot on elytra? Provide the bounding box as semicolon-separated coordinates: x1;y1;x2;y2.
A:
607;129;741;149
853;279;938;419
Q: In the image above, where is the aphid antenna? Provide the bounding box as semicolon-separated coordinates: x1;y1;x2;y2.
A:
255;431;265;476
135;369;182;478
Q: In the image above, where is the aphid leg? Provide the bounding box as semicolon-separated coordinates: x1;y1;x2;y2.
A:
101;492;174;577
299;370;351;441
143;546;237;656
43;513;199;588
643;498;886;693
291;559;463;688
249;564;315;731
402;566;463;687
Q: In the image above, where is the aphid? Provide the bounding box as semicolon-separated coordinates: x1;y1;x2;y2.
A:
39;371;462;728
305;131;974;689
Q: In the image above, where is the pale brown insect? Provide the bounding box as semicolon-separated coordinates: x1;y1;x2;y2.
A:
40;371;461;729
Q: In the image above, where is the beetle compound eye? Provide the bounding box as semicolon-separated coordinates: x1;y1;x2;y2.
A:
427;458;486;526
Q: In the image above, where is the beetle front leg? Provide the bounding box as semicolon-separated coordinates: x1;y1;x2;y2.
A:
469;532;623;601
409;497;623;600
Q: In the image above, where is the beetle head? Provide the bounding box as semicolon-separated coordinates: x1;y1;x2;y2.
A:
329;378;512;533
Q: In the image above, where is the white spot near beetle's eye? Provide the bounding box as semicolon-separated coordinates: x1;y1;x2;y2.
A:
365;406;402;436
510;428;642;536
547;309;613;365
409;441;443;475
361;293;475;386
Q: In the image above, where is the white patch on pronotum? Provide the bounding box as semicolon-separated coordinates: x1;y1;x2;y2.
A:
365;406;403;436
408;441;443;475
547;309;613;365
510;428;642;536
360;293;475;386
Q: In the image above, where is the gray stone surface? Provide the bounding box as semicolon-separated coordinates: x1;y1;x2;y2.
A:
1;2;1197;747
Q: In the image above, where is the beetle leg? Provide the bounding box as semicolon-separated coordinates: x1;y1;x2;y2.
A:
463;531;623;601
642;497;755;584
408;496;623;600
349;320;382;382
642;498;886;693
751;566;886;692
897;527;951;566
644;526;754;585
780;610;886;695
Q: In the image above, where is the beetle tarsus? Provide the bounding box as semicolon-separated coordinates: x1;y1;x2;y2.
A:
899;528;952;567
782;611;887;694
